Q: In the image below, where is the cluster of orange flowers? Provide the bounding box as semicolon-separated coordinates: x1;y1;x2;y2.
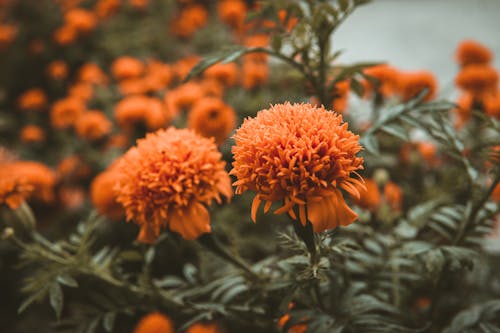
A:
361;65;438;103
453;40;500;126
133;312;221;333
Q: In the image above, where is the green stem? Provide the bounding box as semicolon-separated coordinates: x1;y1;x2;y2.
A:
291;217;317;264
198;233;259;280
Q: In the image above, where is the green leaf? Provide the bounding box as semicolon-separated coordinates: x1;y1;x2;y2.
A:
49;282;64;320
380;124;409;141
360;134;379;155
18;287;47;314
184;47;247;82
350;78;365;98
56;274;78;288
103;312;116;332
338;0;350;12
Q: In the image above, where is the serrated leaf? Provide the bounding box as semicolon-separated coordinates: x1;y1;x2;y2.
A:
49;282;63;320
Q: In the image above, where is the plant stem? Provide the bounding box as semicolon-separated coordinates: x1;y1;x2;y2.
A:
198;233;259;280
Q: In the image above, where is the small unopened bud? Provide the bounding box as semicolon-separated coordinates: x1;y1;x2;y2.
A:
373;168;389;186
1;227;14;240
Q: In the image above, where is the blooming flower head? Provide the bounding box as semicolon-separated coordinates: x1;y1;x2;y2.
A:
90;166;125;221
398;71;438;102
455;39;492;67
0;177;33;209
204;62;239;86
111;56;145;81
241;60;268;90
484;93;500;119
186;322;222;333
0;161;56;204
114;127;232;243
332;80;350;113
50;97;86;129
114;95;171;132
77;63;108;85
64;8;97;34
353;178;381;212
18;88;48;112
20;125;46;144
170;5;208;38
231;102;364;232
188;97;236;145
455;65;498;97
384;181;403;211
217;0;247;31
46;60;68;80
363;64;400;98
134;312;174;333
75;110;113;141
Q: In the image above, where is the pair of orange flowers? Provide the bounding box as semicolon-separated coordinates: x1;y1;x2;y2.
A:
113;102;365;243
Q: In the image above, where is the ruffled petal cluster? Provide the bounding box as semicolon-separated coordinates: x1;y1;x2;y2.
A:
115;127;232;242
231;102;364;232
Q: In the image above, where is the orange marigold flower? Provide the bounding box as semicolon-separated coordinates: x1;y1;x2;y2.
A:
115;127;232;242
398;71;438;102
0;24;17;50
90;168;125;221
455;65;498;97
484;93;500;119
64;8;97;34
173;55;200;81
217;0;247;31
118;78;150;96
68;82;94;102
170;5;208;38
231;102;364;232
277;304;307;333
95;0;121;19
165;82;204;114
58;186;85;210
53;24;77;46
354;178;381;212
56;155;91;181
50;97;86;129
134;312;174;333
241;60;268;90
111;56;145;81
188;97;236;145
114;95;170;131
384;181;403;211
0;177;33;210
416;141;438;166
204;62;239;86
145;60;173;91
17;88;47;111
129;0;148;10
278;9;299;32
243;34;269;62
75;110;113;141
77;63;108;85
332;80;350;113
20;125;46;144
492;183;500;202
0;161;56;203
453;93;473;128
363;64;400;98
455;39;492;67
186;322;222;333
199;78;224;97
46;60;68;80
